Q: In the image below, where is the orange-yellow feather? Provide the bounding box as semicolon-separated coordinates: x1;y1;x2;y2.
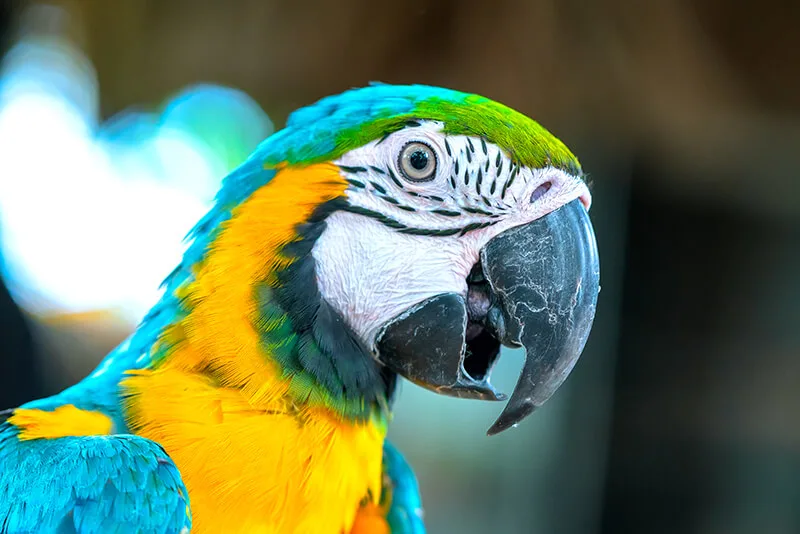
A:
122;164;387;533
9;405;113;441
350;501;392;534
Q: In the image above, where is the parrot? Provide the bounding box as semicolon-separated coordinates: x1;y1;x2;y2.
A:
0;83;600;534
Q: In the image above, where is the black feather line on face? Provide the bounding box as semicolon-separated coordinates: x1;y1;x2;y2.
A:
432;209;462;217
257;198;398;419
502;165;519;199
400;226;462;237
342;202;492;237
380;195;401;206
386;168;404;189
463;206;494;216
459;220;497;236
339;165;367;174
344;204;408;229
346;178;366;189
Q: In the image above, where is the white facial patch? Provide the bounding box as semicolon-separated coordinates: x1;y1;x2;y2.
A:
311;120;591;349
312;211;472;349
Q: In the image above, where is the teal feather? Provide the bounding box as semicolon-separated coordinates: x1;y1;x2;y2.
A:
383;441;426;534
0;424;190;533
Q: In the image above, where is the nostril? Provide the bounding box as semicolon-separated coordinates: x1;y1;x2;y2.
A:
530;181;552;203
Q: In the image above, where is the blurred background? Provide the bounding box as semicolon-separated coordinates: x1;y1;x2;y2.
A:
0;1;798;532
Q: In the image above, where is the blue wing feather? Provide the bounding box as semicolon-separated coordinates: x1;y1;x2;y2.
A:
0;424;191;534
383;441;426;534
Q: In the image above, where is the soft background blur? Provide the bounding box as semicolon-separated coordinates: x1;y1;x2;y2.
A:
1;1;798;533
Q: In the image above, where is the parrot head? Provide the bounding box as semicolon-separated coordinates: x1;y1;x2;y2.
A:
181;84;599;435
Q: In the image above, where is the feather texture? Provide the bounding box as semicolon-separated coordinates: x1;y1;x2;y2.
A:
119;163;389;533
0;423;190;533
262;84;581;175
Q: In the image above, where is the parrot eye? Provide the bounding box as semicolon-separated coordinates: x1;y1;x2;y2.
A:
398;141;437;182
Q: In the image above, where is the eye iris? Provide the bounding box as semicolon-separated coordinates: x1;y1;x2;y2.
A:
409;149;429;171
399;142;437;182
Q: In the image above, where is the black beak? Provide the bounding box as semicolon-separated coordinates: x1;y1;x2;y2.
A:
376;198;600;435
479;198;600;434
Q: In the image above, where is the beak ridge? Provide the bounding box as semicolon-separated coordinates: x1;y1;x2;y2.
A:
481;198;600;435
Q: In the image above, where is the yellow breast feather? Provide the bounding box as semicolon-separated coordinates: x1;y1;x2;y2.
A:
123;164;386;533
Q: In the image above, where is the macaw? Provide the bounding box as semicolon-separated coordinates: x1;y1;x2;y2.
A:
0;84;600;534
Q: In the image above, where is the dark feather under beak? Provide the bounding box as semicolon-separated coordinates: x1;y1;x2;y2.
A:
376;198;600;435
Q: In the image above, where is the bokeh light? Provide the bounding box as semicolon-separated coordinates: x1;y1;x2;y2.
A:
0;27;272;320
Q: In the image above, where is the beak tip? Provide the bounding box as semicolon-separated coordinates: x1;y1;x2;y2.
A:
485;401;537;436
485;425;503;437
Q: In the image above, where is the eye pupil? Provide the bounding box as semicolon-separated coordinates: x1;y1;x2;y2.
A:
409;150;429;170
